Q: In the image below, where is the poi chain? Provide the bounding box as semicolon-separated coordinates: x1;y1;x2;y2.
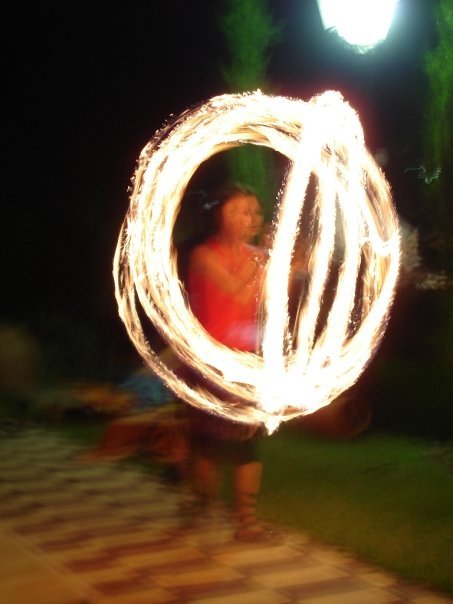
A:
114;90;400;434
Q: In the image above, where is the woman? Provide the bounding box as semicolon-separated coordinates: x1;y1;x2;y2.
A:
184;183;273;542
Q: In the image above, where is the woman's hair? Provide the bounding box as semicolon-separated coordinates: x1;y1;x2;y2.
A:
203;182;260;233
177;182;261;281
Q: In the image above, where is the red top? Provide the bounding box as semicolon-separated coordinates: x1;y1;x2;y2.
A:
187;237;261;352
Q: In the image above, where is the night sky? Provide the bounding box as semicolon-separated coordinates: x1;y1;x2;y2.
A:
3;0;438;371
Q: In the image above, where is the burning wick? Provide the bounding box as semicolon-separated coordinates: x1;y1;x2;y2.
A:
114;90;400;434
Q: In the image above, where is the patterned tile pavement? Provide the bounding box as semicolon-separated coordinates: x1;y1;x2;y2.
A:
1;428;452;604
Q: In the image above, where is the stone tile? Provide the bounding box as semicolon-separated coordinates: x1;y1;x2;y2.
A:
294;587;400;603
65;554;120;572
281;575;373;600
253;564;348;589
103;536;178;558
40;516;122;533
92;575;154;597
88;528;164;548
212;543;304;567
155;566;244;588
411;596;453;604
13;516;67;535
134;557;220;577
0;545;47;576
38;532;95;552
358;570;400;588
1;573;90;604
0;530;91;604
73;522;147;539
65;565;138;584
309;547;358;566
0;503;46;519
92;587;179;603
191;588;291;603
388;580;444;600
239;556;317;577
181;527;234;548
119;545;207;569
45;543;108;565
174;579;254;601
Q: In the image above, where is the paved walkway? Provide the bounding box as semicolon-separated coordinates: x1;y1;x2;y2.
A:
0;428;452;604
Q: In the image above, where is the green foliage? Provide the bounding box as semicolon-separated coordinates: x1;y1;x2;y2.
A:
422;0;453;270
421;1;453;416
218;0;282;214
218;0;281;92
423;0;453;169
225;146;280;218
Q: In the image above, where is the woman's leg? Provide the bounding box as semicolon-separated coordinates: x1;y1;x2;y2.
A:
230;432;279;541
179;430;222;525
233;459;264;539
193;451;221;504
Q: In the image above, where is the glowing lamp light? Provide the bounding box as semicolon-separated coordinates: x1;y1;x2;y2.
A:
316;0;399;52
114;91;400;434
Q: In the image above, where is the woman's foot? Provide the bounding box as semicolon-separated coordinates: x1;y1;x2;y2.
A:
234;520;280;543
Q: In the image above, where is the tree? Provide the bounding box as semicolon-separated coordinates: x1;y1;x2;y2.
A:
420;0;453;426
218;0;281;218
422;0;453;272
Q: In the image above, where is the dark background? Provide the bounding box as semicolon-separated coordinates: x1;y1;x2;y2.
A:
3;1;447;434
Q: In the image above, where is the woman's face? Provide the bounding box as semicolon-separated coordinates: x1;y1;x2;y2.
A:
218;194;260;241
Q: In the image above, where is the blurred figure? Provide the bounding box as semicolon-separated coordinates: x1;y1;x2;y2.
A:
183;182;275;542
0;323;42;432
120;365;174;411
78;351;190;484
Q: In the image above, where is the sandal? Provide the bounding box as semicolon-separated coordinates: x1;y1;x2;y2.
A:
234;521;280;543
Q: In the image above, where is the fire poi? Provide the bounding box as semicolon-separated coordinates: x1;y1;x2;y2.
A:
114;90;400;434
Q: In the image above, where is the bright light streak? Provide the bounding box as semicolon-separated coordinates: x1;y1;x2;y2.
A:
114;90;400;434
316;0;399;52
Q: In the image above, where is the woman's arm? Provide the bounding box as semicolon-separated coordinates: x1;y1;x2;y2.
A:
189;245;263;297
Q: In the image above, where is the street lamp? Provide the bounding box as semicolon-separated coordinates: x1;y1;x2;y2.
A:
316;0;399;53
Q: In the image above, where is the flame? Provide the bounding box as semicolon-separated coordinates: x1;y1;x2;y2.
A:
114;90;400;434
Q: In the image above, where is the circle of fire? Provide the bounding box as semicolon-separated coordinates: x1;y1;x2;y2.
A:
114;91;400;434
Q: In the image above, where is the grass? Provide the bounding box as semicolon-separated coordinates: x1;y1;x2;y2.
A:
11;408;452;595
259;427;453;594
